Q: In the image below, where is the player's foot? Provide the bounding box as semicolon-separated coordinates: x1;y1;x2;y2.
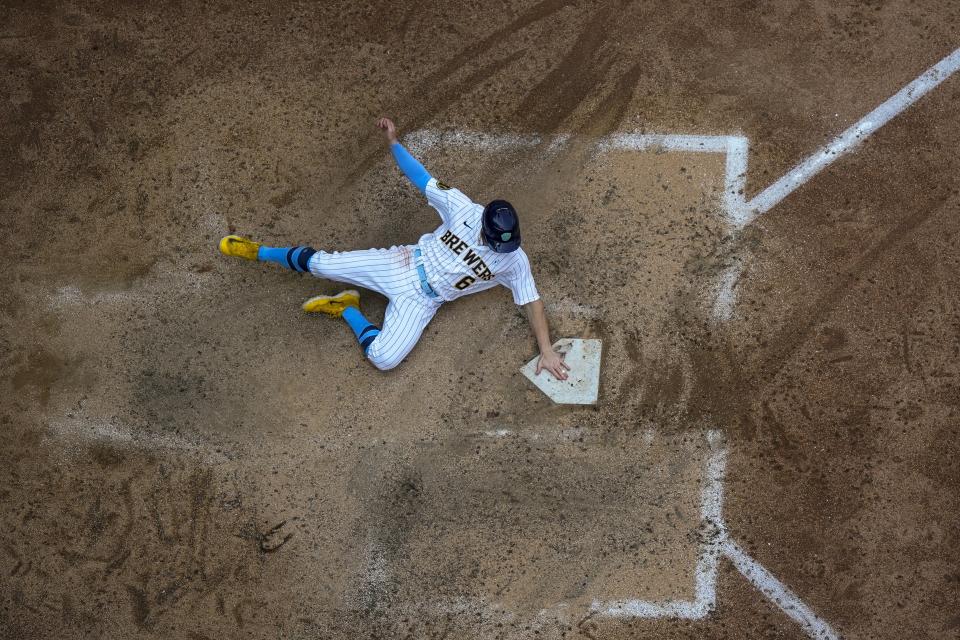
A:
302;289;361;318
219;235;261;261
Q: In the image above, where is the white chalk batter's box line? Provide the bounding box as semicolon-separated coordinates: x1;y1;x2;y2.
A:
405;131;841;637
471;427;729;621
593;428;727;620
406;129;750;225
398;47;960;637
409;45;960;231
407;127;752;322
409;47;960;331
389;429;838;639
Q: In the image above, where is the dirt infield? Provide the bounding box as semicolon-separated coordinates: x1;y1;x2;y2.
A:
2;2;959;639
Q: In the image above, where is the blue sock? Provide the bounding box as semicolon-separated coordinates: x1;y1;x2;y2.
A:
342;306;380;355
257;245;316;272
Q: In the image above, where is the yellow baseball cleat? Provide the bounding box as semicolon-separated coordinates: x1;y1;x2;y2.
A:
219;235;261;261
302;289;361;318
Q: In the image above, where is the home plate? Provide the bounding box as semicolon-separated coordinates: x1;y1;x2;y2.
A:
521;338;602;404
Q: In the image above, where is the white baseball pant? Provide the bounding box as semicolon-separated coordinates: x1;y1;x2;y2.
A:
307;245;441;370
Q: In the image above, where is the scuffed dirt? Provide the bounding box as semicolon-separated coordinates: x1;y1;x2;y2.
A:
2;1;959;639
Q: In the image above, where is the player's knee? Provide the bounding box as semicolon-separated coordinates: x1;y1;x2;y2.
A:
367;351;401;371
305;249;329;277
366;340;404;371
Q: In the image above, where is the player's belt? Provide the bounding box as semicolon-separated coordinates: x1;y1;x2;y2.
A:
413;248;440;299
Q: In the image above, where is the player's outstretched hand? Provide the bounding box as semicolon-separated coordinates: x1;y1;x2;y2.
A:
377;117;398;144
537;348;571;381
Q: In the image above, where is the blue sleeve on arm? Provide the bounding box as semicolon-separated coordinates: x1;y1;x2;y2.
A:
391;142;432;193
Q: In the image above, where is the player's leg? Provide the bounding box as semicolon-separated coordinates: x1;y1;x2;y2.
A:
219;235;318;273
219;235;409;298
224;235;432;367
301;291;380;353
302;291;435;370
305;246;410;296
342;305;381;354
364;296;438;371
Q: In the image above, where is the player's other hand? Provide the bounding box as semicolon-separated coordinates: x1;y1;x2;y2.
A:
376;117;398;144
537;348;571;381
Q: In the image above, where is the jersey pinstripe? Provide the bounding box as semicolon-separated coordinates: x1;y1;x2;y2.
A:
417;178;540;306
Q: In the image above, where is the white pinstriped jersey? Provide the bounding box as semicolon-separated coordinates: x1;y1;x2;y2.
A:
417;178;540;305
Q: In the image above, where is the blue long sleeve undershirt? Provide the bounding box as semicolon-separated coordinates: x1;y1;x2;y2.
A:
390;142;432;193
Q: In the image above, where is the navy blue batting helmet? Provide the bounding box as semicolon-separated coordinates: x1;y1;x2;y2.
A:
482;200;521;253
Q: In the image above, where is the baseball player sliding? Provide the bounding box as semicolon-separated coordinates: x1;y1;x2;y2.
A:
219;117;570;380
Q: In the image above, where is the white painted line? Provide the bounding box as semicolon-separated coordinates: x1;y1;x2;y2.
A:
744;47;960;223
44;263;213;310
357;538;391;607
599;133;735;154
546;132;571;155
711;260;742;322
404;129;543;154
478;426;618;442
722;540;841;640
48;284;137;307
591;429;727;620
601;133;750;228
407;130;744;158
723;136;749;224
694;430;728;612
410;132;849;636
595;598;704;619
409;129;747;229
46;416;228;464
